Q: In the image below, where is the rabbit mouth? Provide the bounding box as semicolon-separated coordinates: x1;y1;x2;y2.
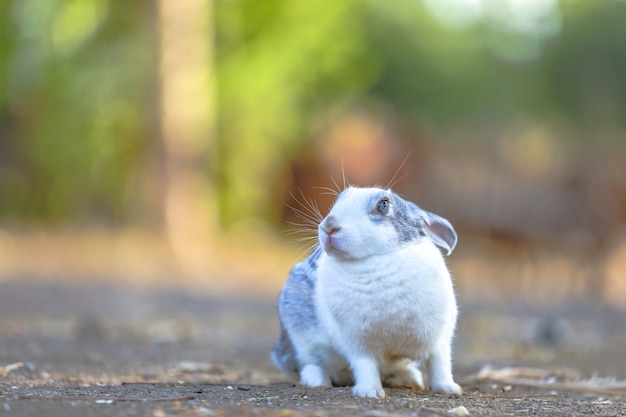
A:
321;233;338;251
320;231;345;256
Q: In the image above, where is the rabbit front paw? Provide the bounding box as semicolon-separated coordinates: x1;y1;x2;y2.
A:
352;384;386;398
300;364;332;388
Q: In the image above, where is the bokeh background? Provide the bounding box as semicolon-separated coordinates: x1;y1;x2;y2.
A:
1;0;626;310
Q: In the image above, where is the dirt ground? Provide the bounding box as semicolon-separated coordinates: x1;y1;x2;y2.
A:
1;279;626;417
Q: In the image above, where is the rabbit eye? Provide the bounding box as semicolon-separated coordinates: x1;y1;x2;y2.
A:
376;198;390;214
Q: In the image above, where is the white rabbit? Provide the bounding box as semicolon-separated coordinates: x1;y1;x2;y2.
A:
272;186;461;398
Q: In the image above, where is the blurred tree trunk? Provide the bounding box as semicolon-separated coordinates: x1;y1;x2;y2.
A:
157;0;217;275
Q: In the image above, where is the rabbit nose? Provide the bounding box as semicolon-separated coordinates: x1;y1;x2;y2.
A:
322;216;341;234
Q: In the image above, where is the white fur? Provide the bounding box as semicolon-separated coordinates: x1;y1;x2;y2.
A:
280;187;461;398
316;240;460;397
318;188;400;260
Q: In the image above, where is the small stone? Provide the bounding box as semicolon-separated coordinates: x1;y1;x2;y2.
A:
95;399;114;404
447;405;470;416
237;386;251;391
194;407;215;415
152;406;166;417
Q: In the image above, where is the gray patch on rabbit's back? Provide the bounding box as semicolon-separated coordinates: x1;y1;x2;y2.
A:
279;248;322;329
304;246;322;275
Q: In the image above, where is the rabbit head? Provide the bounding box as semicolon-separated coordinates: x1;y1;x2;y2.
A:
318;187;457;260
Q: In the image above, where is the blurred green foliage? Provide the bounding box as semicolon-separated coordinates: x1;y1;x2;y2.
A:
0;0;625;228
0;0;154;224
215;0;377;226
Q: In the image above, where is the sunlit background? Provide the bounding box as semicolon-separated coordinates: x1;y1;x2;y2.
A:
1;0;625;308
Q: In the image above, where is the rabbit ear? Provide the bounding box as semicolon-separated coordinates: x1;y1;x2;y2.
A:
422;211;457;256
406;201;457;255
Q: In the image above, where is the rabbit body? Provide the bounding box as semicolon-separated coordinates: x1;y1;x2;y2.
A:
272;187;461;398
